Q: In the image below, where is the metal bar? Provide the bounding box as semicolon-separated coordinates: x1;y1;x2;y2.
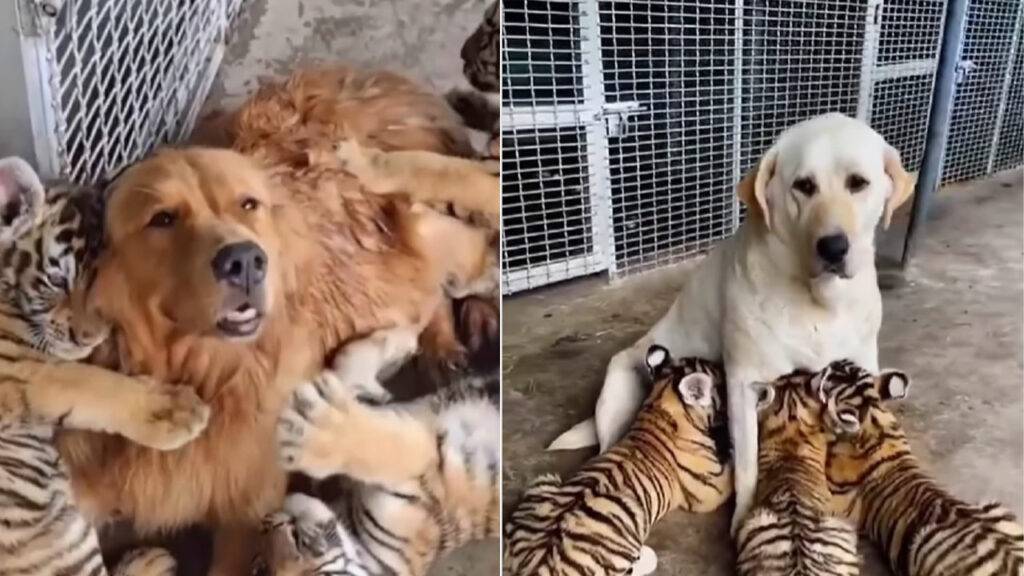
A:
578;0;616;279
856;0;883;121
987;1;1024;175
731;0;743;232
900;0;970;267
872;59;939;81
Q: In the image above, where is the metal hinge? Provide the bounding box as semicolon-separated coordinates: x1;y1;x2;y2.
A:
955;60;978;84
600;101;645;138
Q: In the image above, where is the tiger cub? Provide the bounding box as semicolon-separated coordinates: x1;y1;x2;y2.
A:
820;360;1023;576
254;338;500;576
735;365;860;576
448;0;499;158
503;346;733;576
0;157;210;576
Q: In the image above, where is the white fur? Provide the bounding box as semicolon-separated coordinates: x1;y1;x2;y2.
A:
549;113;906;532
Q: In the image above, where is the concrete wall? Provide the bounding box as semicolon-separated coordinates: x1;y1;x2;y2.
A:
0;1;41;165
205;0;489;111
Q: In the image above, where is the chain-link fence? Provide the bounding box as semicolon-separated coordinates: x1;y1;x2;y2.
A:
501;0;1024;294
17;0;245;184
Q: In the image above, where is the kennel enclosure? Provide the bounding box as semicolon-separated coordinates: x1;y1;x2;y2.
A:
500;0;1024;294
1;0;245;184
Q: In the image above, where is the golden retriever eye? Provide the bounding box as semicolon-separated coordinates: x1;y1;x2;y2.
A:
241;197;260;212
793;177;817;196
846;174;869;193
147;210;176;228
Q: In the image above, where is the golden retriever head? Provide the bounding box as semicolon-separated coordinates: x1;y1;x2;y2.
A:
93;148;287;342
738;113;913;281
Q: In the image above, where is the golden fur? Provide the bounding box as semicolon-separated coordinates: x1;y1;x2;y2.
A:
57;66;495;575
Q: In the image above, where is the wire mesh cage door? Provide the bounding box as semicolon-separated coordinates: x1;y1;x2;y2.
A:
501;0;616;294
17;0;239;184
943;0;1023;181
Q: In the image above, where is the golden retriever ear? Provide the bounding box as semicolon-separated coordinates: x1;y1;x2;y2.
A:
87;252;131;323
737;147;778;230
882;145;913;229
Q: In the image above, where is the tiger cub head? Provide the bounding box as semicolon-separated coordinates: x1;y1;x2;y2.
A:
812;360;911;486
644;345;729;459
460;1;499;93
0;157;107;360
254;493;361;576
750;368;835;455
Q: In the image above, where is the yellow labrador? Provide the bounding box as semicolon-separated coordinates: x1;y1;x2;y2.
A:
549;113;913;531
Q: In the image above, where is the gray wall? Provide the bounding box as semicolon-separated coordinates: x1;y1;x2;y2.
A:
206;0;489;111
0;1;40;165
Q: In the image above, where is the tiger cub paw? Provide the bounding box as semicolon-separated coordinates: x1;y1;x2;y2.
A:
122;381;210;450
112;547;177;576
277;373;349;479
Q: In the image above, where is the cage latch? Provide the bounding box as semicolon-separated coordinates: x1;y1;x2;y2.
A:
954;60;977;85
600;102;645;138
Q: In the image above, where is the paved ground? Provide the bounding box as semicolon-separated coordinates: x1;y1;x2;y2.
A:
502;169;1024;575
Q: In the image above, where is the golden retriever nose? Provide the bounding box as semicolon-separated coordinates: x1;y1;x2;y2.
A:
212;241;267;292
816;233;849;265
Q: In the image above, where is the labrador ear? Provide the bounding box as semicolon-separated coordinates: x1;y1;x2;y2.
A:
737;147;778;231
645;345;672;378
882;145;913;229
677;372;713;408
751;381;775;411
877;369;910;401
0;157;45;243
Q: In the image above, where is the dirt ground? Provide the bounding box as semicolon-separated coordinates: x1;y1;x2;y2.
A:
501;169;1024;575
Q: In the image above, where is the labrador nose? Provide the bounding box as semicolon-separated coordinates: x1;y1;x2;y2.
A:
211;241;267;292
816;233;850;265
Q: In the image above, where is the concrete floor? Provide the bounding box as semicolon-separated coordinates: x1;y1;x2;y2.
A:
502;169;1024;575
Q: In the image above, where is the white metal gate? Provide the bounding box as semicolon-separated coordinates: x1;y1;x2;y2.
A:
501;0;1024;294
17;0;245;184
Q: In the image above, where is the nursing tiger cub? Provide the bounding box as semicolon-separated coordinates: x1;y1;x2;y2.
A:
502;347;733;576
253;335;499;576
820;360;1023;576
0;157;210;575
735;365;860;576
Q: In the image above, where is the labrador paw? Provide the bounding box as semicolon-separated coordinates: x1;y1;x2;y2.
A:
112;547;177;576
124;382;210;450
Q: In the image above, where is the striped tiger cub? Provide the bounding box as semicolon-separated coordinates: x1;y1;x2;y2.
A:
819;360;1023;576
735;366;860;576
255;345;499;576
503;346;733;576
0;157;210;576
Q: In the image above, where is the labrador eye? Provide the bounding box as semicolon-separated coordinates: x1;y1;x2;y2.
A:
846;174;869;193
793;177;817;196
147;210;176;228
241;197;260;212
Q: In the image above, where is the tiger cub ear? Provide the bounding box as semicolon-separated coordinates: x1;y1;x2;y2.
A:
877;369;910;401
751;381;775;411
677;372;714;408
0;157;44;243
644;345;672;377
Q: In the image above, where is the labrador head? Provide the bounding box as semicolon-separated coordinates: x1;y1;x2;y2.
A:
92;148;286;342
737;113;913;281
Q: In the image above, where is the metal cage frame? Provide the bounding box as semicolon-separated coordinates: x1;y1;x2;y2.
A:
16;0;246;184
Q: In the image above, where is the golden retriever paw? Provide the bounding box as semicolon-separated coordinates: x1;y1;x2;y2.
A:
277;373;350;479
112;547;177;576
121;382;211;451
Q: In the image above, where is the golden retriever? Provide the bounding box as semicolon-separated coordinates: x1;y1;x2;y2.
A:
57;66;496;574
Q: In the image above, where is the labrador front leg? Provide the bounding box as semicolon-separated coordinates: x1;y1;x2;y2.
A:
594;341;650;452
726;373;760;534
